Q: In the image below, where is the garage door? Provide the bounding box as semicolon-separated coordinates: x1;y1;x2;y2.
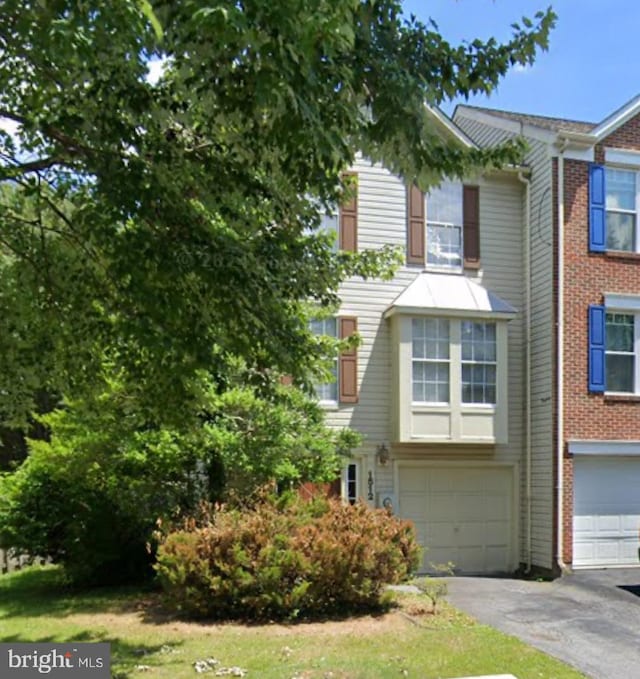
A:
397;465;514;574
573;457;640;567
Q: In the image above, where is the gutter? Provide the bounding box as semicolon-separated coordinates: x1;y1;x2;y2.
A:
556;137;569;573
517;170;532;573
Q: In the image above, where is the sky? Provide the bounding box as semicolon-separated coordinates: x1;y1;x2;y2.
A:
401;0;640;124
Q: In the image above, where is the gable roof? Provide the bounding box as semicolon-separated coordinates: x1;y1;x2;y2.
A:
456;93;640;143
456;105;596;134
427;105;478;149
591;93;640;139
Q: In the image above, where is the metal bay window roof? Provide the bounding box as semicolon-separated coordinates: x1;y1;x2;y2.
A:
384;272;517;319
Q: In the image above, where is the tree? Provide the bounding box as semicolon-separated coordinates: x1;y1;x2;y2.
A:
0;0;556;584
0;1;556;423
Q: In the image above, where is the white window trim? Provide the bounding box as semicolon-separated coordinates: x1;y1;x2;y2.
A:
603;294;640;396
310;317;339;405
604;311;640;396
605;147;640;169
411;318;497;408
605;166;640;253
460;321;497;406
411;318;450;405
425;182;464;273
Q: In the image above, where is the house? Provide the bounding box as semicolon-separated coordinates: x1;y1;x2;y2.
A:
319;94;640;575
453;94;640;572
317;111;528;575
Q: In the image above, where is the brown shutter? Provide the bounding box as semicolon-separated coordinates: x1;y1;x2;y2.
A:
339;316;358;404
463;185;480;269
407;184;425;265
339;172;358;252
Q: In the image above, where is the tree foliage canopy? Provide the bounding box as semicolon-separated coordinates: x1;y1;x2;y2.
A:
0;1;555;422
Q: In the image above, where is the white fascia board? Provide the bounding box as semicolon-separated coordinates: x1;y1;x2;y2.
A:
604;293;640;311
569;439;640;456
427;105;477;149
592;93;640;140
561;146;595;162
383;306;516;321
605;147;640;168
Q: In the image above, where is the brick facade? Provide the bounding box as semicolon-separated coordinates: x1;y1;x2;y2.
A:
560;112;640;563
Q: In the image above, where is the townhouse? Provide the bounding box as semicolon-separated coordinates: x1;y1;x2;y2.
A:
454;94;640;571
320;95;640;574
319;111;528;574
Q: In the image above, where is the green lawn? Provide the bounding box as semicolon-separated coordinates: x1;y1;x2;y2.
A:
0;566;584;679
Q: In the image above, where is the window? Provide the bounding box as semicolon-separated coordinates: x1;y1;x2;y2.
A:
412;318;450;403
605;312;635;392
461;321;497;404
606;168;637;251
412;318;497;405
319;211;339;251
310;317;338;402
346;463;358;505
426;181;463;269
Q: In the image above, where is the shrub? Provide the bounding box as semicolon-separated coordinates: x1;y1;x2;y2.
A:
155;494;420;620
0;371;360;586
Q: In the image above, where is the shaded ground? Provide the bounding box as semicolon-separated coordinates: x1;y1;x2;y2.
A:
0;566;585;679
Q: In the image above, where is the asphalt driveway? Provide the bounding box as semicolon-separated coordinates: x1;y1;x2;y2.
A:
445;568;640;679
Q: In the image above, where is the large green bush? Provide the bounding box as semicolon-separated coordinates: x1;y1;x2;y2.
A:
0;371;358;586
155;494;420;620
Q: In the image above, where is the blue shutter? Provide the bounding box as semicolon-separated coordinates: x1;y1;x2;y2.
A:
589;164;606;252
588;305;606;392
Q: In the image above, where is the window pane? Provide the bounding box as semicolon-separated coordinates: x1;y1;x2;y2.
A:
427;223;462;268
412;380;423;402
427;181;463;224
462;382;472;403
606;313;634;351
606;212;635;251
606;168;636;210
607;354;634;393
437;382;449;403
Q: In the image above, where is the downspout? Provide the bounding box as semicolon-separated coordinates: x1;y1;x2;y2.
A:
556;138;569;572
517;170;532;573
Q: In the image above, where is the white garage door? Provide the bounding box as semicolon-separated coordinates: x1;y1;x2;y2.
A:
573;457;640;567
398;465;514;574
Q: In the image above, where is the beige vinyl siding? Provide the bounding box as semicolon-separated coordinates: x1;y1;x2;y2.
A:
526;139;554;570
324;156;525;560
455;111;555;570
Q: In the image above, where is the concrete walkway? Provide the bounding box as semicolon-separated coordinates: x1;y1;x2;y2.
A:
445;569;640;679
